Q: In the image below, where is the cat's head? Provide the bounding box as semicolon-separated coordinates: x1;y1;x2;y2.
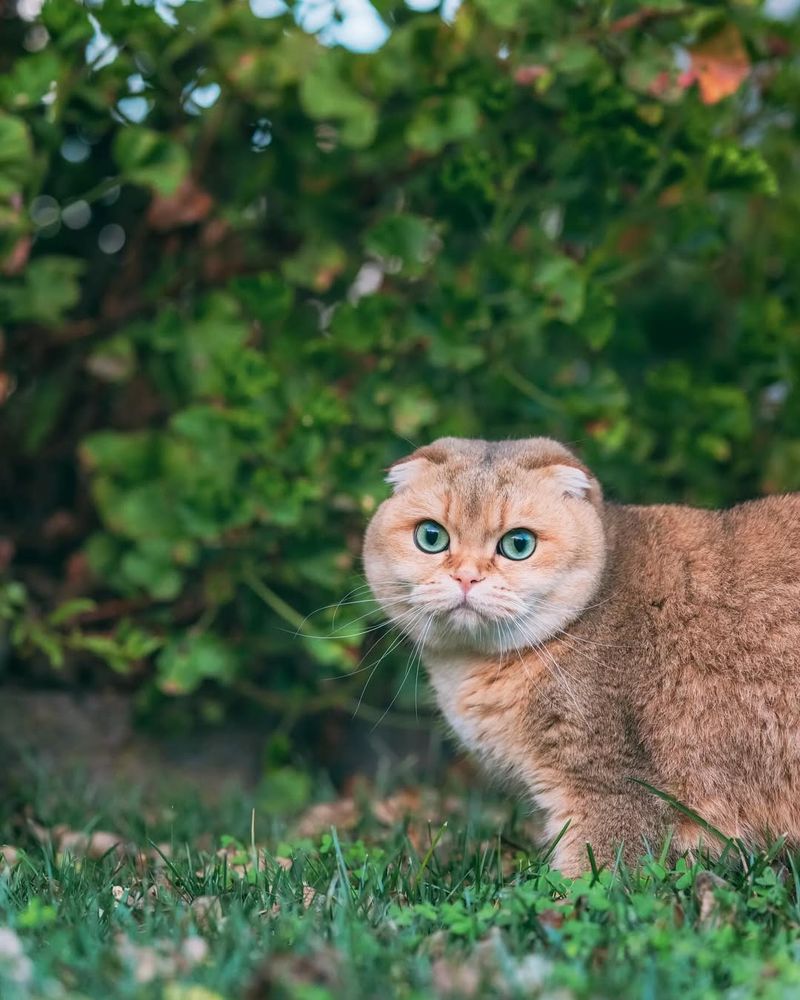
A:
363;437;606;655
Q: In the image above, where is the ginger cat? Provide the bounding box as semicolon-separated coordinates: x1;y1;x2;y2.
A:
363;436;800;875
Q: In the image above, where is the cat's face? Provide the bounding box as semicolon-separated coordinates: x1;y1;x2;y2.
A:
363;438;607;655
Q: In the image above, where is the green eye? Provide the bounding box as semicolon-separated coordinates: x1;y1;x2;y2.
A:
498;528;536;560
414;520;450;554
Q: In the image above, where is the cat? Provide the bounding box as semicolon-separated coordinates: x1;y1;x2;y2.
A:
362;436;800;875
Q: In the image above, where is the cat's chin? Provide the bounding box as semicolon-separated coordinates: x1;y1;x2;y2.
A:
403;607;521;657
405;606;573;658
447;606;486;629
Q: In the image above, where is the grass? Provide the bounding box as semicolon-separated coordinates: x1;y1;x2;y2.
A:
2;772;800;999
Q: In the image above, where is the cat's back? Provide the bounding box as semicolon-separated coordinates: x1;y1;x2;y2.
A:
606;490;800;596
595;492;800;680
597;492;800;837
725;492;800;585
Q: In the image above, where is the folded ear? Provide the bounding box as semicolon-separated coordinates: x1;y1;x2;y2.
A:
548;463;602;505
385;457;429;492
385;444;448;493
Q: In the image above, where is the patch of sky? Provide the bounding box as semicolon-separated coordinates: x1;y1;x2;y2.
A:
117;96;151;123
764;0;800;19
182;81;222;115
60;136;91;164
86;15;119;70
249;0;288;16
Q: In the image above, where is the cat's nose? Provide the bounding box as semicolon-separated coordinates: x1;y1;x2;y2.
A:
451;571;484;595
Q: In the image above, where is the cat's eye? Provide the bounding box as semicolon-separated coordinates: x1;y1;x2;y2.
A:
414;520;450;554
498;528;536;560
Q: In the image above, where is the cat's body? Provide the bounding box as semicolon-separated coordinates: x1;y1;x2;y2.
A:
363;437;800;874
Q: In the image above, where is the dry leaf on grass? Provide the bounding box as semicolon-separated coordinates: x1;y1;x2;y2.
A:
431;956;482;998
0;846;20;868
695;870;732;927
190;895;224;930
0;928;33;986
207;843;271;882
371;789;422;826
116;933;209;985
431;929;554;998
295;797;360;838
27;819;129;860
59;829;126;860
295;785;472;840
245;946;341;1000
112;883;161;911
258;882;316;920
537;907;566;931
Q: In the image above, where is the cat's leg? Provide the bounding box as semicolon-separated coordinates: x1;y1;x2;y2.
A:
549;789;674;877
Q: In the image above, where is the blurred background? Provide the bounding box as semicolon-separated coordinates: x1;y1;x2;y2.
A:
1;0;800;808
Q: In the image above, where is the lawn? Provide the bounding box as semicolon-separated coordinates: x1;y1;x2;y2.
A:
1;774;799;999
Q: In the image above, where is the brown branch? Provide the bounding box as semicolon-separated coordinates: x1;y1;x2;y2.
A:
234;680;433;730
607;6;691;35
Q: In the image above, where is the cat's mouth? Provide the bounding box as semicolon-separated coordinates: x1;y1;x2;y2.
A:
447;601;488;624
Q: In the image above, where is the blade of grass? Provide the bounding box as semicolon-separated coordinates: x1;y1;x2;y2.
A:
628;777;747;865
412;821;448;892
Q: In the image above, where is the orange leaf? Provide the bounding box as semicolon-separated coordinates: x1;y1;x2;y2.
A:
514;64;548;86
688;24;750;105
147;177;213;231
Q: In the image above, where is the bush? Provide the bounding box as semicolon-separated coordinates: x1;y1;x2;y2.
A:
1;0;799;718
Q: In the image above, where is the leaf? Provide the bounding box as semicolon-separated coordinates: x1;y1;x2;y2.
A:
0;113;33;196
695;871;733;927
473;0;522;29
0;256;84;326
113;127;190;195
391;390;438;437
156;632;239;693
189;895;224;931
300;57;377;149
259;766;313;815
294;797;360;837
80;431;159;479
48;598;96;627
0;51;61;111
533;257;586;324
365;214;438;272
230;274;294;325
687;24;750;105
406;96;480;154
85;335;137;382
120;543;183;600
282;241;346;292
146;177;214;230
164;986;225;1000
706;142;777;196
95;481;182;541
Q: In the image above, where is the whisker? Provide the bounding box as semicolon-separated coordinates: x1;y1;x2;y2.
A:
370;613;434;732
510;621;590;727
281;595;416;641
288;585;377;635
353;608;427;718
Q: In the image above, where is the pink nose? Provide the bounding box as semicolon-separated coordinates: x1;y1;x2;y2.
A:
451;572;484;595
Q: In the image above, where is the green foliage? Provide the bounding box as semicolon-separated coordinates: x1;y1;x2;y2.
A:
1;0;800;710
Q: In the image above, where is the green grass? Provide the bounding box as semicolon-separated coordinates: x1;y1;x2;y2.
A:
2;776;800;999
